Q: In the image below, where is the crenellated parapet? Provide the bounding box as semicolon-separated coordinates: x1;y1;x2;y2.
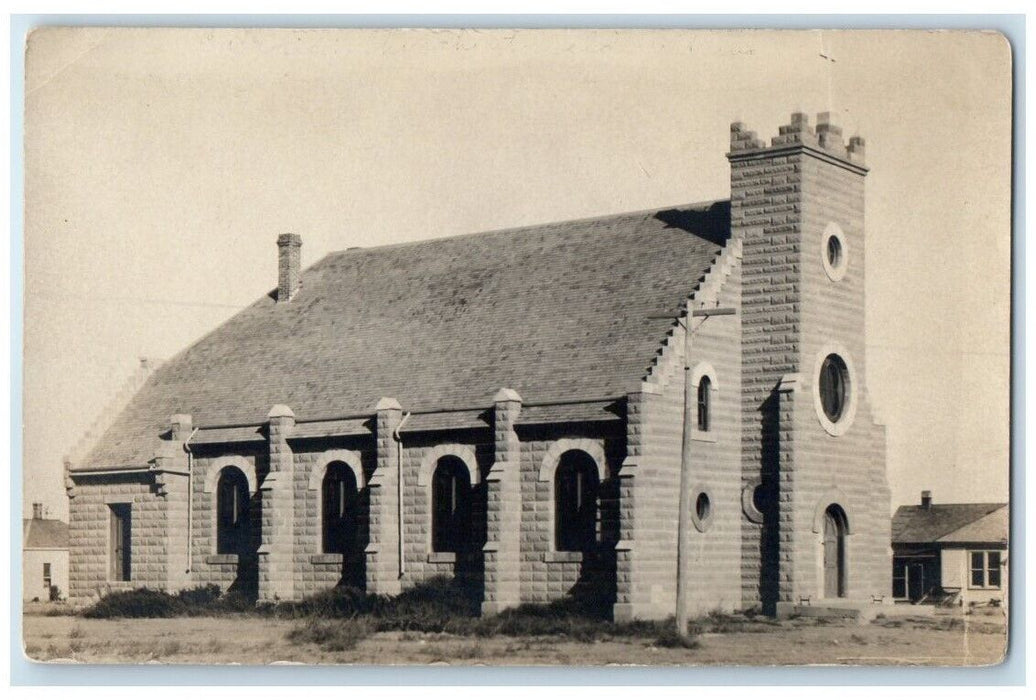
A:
730;112;866;169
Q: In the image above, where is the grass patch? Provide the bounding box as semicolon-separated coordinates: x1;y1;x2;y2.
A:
82;584;257;619
282;578;692;652
654;627;702;649
286;618;372;652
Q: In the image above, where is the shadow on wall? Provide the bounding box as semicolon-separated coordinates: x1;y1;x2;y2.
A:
453;477;488;601
565;466;620;617
336;484;370;590
225;491;262;600
758;392;781;616
654;202;731;247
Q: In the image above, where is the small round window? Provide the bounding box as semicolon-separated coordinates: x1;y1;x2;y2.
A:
821;223;848;281
827;236;842;268
819;354;849;422
742;480;765;524
695;492;711;521
691;487;714;532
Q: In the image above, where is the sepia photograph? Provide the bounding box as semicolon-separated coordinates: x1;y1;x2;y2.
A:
20;26;1012;668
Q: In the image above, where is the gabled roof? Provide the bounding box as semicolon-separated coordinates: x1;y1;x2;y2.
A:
78;201;731;470
892;503;1008;545
23;519;69;550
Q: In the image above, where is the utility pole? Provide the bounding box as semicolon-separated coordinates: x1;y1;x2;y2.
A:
675;313;694;638
669;306;734;638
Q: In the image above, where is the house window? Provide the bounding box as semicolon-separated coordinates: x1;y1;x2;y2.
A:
43;562;52;589
216;467;251;555
697;376;712;432
431;456;471;553
819;354;849;422
892;560;907;599
554;450;599;552
969;550;1002;589
322;461;358;555
108;503;131;582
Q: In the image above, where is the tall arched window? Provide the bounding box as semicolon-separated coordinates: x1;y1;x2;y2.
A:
554;450;600;552
322;461;358;555
216;466;250;555
697;375;712;432
431;456;471;553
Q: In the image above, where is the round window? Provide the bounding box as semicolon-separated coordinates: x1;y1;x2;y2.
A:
741;480;765;524
695;492;711;521
812;344;858;436
819;354;849;422
821;223;848;281
826;235;842;269
691;487;714;532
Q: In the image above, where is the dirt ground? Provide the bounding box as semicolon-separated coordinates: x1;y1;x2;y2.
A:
21;604;1007;667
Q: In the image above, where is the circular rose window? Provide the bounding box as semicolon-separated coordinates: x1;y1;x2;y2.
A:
812;345;857;436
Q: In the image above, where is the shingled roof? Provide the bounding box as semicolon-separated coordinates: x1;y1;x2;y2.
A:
892;503;1008;545
23;519;69;550
77;201;730;470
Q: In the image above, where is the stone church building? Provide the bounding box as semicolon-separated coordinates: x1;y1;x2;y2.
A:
65;112;892;619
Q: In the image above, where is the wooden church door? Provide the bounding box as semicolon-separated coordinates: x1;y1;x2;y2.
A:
823;508;846;598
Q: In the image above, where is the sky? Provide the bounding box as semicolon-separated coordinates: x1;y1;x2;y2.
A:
22;28;1012;521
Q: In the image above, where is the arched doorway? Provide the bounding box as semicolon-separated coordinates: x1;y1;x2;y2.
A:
822;505;848;598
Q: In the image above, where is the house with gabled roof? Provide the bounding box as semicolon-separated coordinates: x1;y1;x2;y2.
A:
23;503;69;602
65;112;892;619
892;491;1008;605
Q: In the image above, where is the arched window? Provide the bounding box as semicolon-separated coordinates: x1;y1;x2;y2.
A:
697;375;712;432
554;450;600;552
431;456;471;553
216;467;250;555
322;461;358;555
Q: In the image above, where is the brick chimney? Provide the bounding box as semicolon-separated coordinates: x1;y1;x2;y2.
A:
277;233;302;302
921;490;932;509
32;502;43;520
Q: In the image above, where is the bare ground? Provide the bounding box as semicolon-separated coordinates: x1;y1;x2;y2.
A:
21;604;1007;667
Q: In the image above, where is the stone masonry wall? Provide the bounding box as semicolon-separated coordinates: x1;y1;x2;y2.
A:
517;425;624;606
789;142;891;602
189;450;267;596
681;260;743;617
616;244;743;620
291;438;373;599
398;433;493;591
729;123;806;610
67;474;168;603
729;114;889;609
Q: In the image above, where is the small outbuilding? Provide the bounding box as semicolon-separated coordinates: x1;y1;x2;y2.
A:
891;491;1008;606
23;503;69;602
